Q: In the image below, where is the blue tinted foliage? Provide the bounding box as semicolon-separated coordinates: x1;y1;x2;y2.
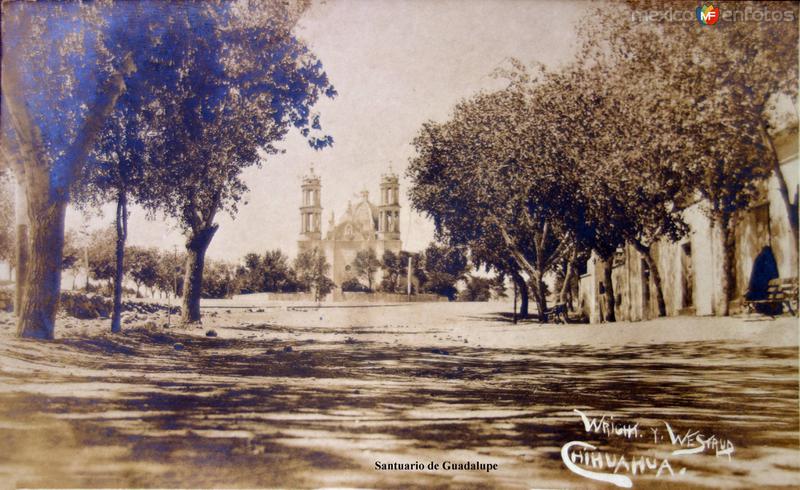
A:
4;0;336;206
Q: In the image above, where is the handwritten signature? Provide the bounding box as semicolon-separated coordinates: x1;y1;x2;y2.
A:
562;409;735;488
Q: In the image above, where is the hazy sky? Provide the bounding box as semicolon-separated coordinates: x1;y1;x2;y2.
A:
67;0;583;263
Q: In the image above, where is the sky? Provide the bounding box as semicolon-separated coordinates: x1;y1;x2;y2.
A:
66;0;584;263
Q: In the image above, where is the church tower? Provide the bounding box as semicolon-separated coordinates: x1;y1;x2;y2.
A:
299;166;322;246
378;168;400;241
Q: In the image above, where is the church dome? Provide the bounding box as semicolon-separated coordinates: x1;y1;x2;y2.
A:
330;190;379;240
351;199;378;231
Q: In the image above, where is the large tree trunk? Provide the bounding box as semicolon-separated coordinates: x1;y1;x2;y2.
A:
495;221;549;320
16;186;67;340
559;249;577;305
534;277;548;322
512;279;517;324
719;214;736;316
111;190;127;333
181;225;218;324
760;123;798;252
602;258;616;322
648;253;667;318
4;53;135;340
534;226;549;322
14;179;28;316
511;270;529;317
633;242;667;317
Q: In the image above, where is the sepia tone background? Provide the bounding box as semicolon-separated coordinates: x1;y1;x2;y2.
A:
0;0;798;489
64;0;584;262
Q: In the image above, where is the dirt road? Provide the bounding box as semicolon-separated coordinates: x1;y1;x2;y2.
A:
0;303;797;488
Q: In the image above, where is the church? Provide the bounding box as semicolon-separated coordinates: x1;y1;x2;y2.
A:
297;166;402;287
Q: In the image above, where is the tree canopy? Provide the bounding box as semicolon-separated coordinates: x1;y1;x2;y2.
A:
409;1;798;320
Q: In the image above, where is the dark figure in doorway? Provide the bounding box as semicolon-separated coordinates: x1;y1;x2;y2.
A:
746;246;780;314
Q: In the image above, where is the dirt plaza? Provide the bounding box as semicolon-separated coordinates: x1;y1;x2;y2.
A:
0;301;797;489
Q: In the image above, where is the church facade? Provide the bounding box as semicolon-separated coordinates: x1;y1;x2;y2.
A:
297;167;402;288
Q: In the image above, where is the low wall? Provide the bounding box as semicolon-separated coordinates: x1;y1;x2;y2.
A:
231;292;315;302
333;291;448;303
230;291;448;303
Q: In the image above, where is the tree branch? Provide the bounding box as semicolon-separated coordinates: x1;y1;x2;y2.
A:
491;217;541;282
52;52;137;199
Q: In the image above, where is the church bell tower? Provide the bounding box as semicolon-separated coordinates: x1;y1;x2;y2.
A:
299;165;322;246
378;168;400;241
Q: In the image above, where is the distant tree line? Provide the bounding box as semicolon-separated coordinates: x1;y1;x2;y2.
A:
217;242;496;302
339;243;505;301
59;239;500;303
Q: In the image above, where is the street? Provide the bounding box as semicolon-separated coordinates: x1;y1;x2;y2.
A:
0;303;796;488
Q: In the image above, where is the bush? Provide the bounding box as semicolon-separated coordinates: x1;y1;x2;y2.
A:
341;277;370;292
0;288;13;312
60;291;112;319
59;291;179;319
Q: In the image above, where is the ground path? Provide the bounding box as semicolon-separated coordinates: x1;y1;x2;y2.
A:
0;302;797;488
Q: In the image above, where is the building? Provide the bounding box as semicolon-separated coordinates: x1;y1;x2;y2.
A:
578;125;798;323
297;166;402;288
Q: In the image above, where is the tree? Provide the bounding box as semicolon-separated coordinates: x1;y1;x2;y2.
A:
380;250;402;293
240;252;264;293
294;247;334;302
134;2;336;323
127;246;160;297
353;249;380;291
202;260;236;299
1;1;142;338
468;226;530;316
419;243;468;301
511;270;529;318
75;107;151;331
0;144;24;299
519;62;690;318
553;247;587;312
155;248;185;299
408;87;578;318
62;230;82;290
234;250;297;293
578;0;798;314
261;249;297;292
459;275;495;302
0;174;14;278
1;0;323;337
87;227;117;290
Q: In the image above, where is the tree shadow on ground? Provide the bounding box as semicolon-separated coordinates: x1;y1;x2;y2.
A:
0;328;797;488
